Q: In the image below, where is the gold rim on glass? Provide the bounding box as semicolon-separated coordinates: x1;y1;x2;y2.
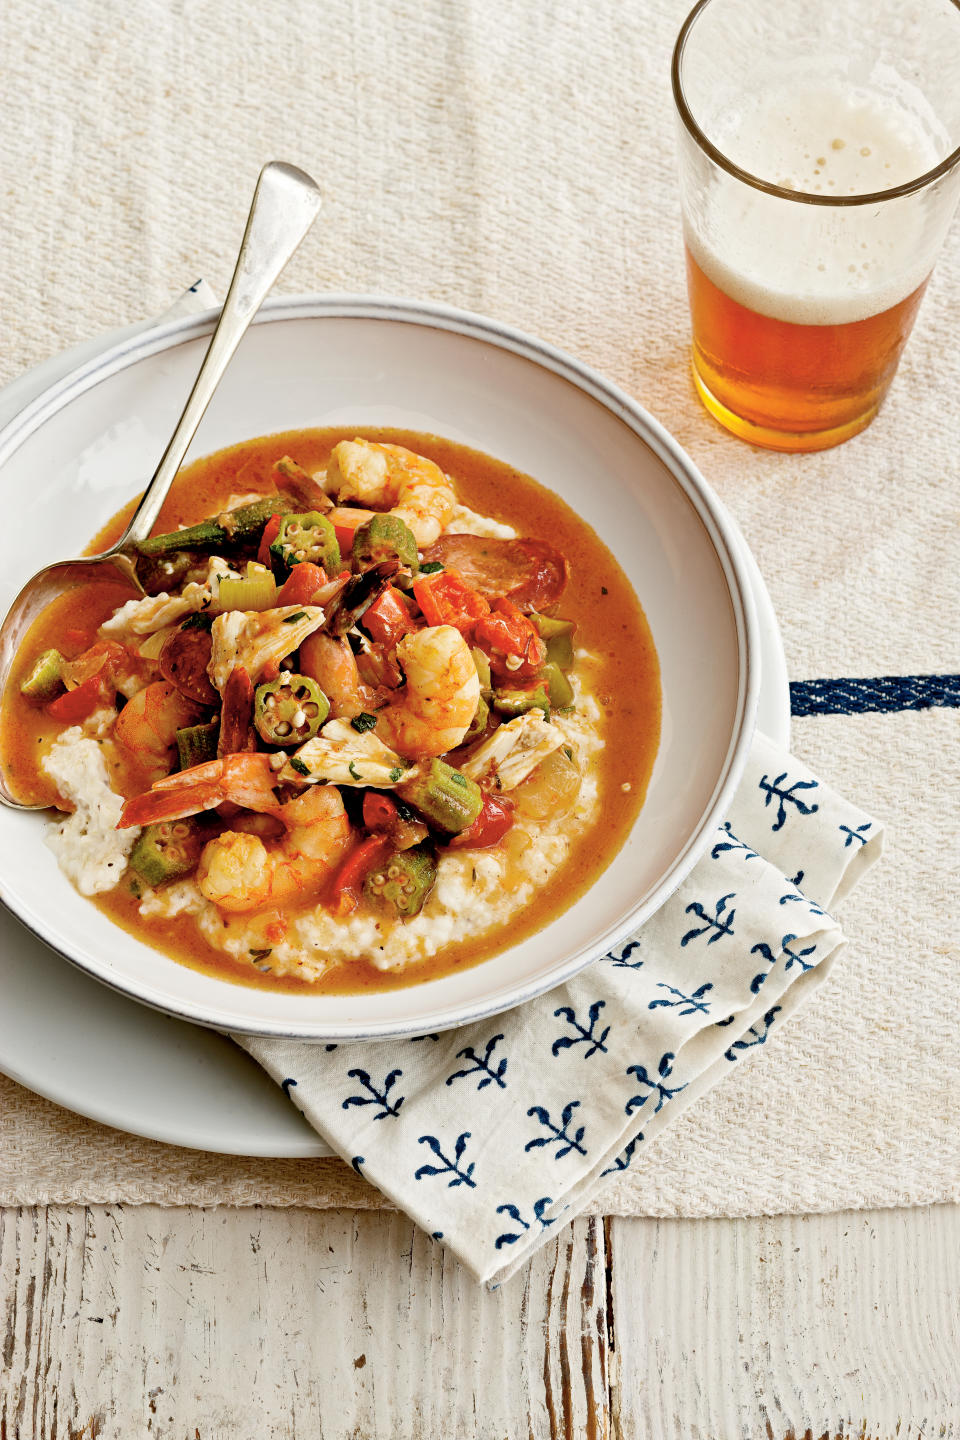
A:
672;0;960;207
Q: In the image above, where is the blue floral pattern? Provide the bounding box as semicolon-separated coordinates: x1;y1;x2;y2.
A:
239;733;881;1288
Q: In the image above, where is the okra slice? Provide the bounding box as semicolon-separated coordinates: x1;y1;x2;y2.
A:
254;674;330;747
129;819;205;886
492;682;551;720
176;721;220;771
365;840;438;917
19;648;65;702
138;496;291;558
352;514;419;573
396;759;483;835
530;613;576;670
269;512;341;578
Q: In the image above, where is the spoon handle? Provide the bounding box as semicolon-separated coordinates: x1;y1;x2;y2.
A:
118;161;322;550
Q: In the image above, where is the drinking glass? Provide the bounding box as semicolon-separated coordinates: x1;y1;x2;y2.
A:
672;0;960;451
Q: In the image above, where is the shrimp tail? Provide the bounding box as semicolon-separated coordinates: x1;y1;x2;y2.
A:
118;778;225;829
117;754;284;830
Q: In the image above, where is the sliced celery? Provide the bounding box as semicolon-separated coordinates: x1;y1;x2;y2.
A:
216;566;278;612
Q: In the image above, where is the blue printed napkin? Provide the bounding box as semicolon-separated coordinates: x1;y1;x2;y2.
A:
237;731;882;1285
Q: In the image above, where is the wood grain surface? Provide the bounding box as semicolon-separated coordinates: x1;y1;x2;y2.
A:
2;1204;958;1439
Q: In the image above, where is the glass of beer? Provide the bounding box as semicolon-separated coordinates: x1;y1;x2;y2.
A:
673;0;960;450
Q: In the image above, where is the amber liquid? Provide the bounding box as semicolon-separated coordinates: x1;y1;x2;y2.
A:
685;247;929;452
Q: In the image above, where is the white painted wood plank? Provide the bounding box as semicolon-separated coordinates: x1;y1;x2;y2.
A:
609;1206;960;1439
0;1206;609;1440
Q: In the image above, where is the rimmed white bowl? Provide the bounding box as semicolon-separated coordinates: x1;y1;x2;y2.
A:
0;296;759;1041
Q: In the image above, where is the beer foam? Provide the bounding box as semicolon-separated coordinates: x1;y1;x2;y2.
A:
688;80;950;325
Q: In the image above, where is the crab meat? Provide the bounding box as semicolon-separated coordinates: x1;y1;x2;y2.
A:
207;605;325;693
279;718;408;789
100;556;240;638
460;710;565;790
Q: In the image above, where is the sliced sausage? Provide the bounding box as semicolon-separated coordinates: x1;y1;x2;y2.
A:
159;627;218;705
420;535;568;612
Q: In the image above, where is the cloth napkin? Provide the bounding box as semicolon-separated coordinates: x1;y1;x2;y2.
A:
238;730;881;1286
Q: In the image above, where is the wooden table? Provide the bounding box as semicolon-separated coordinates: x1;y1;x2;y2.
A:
3;1199;958;1435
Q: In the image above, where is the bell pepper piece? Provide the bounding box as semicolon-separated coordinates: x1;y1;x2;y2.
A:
540;661;574;710
327;833;394;915
530;613;576;670
362;791;399;830
176;721;220;771
462;693;490;745
328;506;376;556
491;682;551;720
257;513;284;567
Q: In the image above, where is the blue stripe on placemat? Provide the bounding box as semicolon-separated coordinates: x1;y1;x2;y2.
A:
791;675;960;716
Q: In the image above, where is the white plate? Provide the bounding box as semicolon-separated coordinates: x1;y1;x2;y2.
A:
0;298;783;1150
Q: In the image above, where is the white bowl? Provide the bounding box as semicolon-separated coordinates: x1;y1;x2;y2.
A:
0;296;759;1040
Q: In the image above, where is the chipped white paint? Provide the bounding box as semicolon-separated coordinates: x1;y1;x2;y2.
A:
1;1205;958;1438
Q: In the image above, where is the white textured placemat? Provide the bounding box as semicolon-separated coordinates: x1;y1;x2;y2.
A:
0;0;957;1218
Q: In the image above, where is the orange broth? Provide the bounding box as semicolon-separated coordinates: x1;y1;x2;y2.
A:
0;429;660;993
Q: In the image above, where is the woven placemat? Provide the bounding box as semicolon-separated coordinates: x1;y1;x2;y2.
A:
0;0;957;1216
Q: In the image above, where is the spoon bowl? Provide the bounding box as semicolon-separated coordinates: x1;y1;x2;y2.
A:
0;160;321;808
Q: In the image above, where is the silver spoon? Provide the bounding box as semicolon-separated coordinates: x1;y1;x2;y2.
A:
0;160;322;810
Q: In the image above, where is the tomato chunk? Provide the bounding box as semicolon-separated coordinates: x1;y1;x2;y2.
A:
412;570;490;636
276;562;328;606
474;598;547;679
362;588;418;647
362;791;399;830
448;793;514;849
47;640;128;721
46;672;109;723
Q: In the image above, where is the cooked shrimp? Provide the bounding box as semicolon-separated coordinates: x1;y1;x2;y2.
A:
299;631;374;720
326;439;456;546
377;625;480;759
113;680;204;779
119;753;351;913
